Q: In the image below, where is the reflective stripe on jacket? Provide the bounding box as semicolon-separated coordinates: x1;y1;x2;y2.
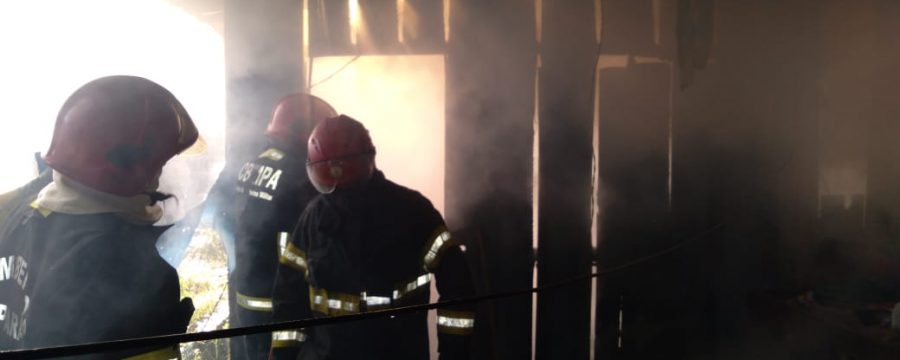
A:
271;170;476;360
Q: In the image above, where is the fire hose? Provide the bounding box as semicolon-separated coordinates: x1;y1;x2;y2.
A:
0;224;723;359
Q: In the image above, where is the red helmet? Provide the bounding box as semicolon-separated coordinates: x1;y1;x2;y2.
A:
306;115;376;194
44;76;199;196
265;94;337;149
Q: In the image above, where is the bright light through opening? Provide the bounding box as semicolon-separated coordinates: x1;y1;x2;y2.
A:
0;0;226;211
349;0;361;45
310;55;445;214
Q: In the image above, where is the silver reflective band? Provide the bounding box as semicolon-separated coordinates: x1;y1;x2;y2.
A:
314;294;325;305
272;330;306;343
236;293;273;311
326;298;357;312
328;299;342;310
365;296;391;306
278;232;290;255
424;231;452;268
438;316;475;329
417;274;430;286
393;273;433;300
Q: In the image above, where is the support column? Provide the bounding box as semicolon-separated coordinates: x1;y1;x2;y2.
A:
445;0;536;359
536;0;595;358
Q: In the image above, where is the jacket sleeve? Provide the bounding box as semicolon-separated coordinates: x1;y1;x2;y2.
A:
269;211;314;360
420;209;476;360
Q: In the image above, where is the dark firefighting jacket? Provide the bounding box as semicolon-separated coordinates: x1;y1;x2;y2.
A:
0;188;192;359
270;170;476;360
231;146;319;359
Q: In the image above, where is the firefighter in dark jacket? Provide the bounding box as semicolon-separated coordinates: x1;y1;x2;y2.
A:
0;76;196;359
230;94;337;359
270;115;476;360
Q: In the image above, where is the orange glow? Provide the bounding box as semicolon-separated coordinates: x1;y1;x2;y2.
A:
349;0;361;45
444;0;451;42
398;0;422;44
535;0;543;44
310;55;446;214
595;0;603;44
303;0;311;88
398;0;406;43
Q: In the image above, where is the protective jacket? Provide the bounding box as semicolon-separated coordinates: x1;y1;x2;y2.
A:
0;188;192;359
231;145;319;359
270;170;475;360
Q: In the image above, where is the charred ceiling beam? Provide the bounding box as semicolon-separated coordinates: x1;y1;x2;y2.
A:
600;0;676;58
536;0;596;358
357;0;401;53
309;0;353;56
309;0;445;56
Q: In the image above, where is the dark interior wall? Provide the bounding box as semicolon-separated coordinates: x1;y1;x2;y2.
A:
595;61;677;359
216;0;900;358
673;0;822;358
224;0;303;163
866;0;900;276
444;1;535;358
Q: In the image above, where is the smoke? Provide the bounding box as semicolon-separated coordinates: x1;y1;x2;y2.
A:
5;0;900;357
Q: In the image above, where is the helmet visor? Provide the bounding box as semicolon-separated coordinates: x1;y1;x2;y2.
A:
307;160;338;194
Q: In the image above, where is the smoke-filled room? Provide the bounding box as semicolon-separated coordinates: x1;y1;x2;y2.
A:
1;0;899;359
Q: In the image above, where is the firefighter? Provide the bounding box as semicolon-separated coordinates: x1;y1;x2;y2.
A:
229;94;337;359
270;115;476;360
0;76;196;358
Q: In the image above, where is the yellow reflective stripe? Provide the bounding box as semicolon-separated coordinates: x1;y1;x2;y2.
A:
309;275;435;315
271;329;306;348
392;273;432;301
422;225;456;271
259;148;286;161
29;201;51;218
309;286;360;316
122;346;180;360
236;292;273;312
436;309;475;336
279;242;308;275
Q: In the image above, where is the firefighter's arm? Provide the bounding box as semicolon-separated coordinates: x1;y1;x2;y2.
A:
27;237;187;358
269;224;313;359
426;227;476;360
